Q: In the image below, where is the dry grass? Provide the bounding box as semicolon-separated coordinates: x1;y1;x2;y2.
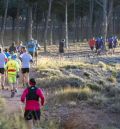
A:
88;93;108;108
36;56;120;117
0;112;59;129
98;61;107;70
107;76;117;83
37;57;95;70
0;97;6;111
37;74;85;89
0;97;59;129
87;83;102;91
50;87;93;103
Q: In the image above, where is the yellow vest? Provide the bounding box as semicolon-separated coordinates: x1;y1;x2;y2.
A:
6;60;19;75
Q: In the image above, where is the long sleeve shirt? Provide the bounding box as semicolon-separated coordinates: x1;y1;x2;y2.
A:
21;87;45;111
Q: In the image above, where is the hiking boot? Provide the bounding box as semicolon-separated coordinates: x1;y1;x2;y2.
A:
11;90;15;98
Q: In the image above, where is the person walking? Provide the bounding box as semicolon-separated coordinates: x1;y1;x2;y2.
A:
59;39;65;54
5;54;19;97
113;36;118;54
20;47;33;87
4;48;11;59
9;42;17;54
21;78;45;129
13;54;21;92
0;47;7;89
108;37;114;55
88;37;96;51
26;39;37;57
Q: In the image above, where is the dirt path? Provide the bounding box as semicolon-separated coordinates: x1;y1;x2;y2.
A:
0;88;24;113
0;68;38;113
51;105;120;129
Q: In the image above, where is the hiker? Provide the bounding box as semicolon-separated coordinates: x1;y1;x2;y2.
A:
95;37;100;53
4;48;11;59
9;42;17;54
59;39;65;53
21;78;45;129
96;37;104;55
88;37;96;51
16;41;24;54
20;47;33;87
26;39;37;57
113;36;118;53
5;54;19;97
14;54;21;91
99;37;104;49
34;40;40;65
0;47;7;89
108;37;114;54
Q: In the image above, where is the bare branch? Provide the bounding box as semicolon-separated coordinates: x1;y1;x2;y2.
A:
95;0;103;8
56;1;65;8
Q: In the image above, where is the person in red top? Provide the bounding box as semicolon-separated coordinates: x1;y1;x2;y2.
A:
88;37;96;51
21;78;45;129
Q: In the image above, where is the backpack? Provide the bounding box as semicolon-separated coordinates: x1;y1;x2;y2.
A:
26;86;39;101
27;41;36;49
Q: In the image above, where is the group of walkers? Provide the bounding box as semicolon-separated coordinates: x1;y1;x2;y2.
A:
0;45;33;97
107;36;118;54
88;36;118;55
0;39;45;129
0;39;41;97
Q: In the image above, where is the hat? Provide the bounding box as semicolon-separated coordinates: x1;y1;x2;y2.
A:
29;78;36;86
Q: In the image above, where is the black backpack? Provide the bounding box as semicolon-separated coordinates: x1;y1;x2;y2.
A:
26;86;39;101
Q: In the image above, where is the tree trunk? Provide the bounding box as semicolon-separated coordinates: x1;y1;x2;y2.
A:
65;0;68;48
103;0;108;43
113;12;115;35
73;0;76;43
89;0;94;38
35;5;39;40
50;19;53;45
26;5;33;41
44;0;52;52
1;16;4;31
16;0;20;43
12;18;15;41
35;20;39;40
1;0;9;47
76;17;80;42
80;17;83;41
107;0;113;36
58;22;63;42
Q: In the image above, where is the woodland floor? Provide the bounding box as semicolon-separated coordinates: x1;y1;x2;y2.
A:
0;42;120;129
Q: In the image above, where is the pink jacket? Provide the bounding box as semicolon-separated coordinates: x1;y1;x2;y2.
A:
21;88;45;111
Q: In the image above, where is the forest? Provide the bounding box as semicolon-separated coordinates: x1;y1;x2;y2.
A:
0;1;120;129
0;0;120;51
